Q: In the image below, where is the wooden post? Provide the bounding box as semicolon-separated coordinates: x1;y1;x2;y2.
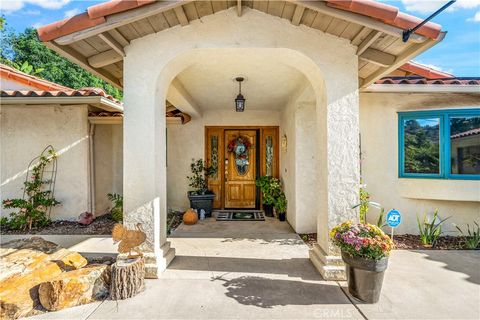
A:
109;257;145;300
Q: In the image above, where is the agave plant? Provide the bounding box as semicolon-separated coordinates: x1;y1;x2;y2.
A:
455;222;480;249
417;210;450;247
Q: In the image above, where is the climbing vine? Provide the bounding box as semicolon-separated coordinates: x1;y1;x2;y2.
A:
2;148;60;230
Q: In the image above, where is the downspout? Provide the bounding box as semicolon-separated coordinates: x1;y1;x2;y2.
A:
88;123;96;215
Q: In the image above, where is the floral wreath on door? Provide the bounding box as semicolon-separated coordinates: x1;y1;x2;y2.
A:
227;136;252;175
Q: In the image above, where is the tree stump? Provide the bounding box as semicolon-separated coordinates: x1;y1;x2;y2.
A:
109;257;145;300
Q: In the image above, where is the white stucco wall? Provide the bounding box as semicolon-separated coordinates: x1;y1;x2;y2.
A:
360;92;480;234
123;7;360;274
0;104;89;220
94;124;123;215
280;82;318;233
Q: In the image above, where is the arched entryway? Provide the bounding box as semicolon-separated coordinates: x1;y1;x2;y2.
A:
122;9;359;279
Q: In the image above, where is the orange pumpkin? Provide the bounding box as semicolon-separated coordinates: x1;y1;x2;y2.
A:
183;208;198;225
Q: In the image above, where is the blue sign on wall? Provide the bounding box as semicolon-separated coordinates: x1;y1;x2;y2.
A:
386;209;402;228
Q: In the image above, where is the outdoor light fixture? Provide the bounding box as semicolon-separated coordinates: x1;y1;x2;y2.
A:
235;77;245;112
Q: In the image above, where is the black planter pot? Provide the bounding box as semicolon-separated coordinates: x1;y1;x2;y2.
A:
341;251;388;303
188;192;215;217
263;204;274;217
278;212;286;221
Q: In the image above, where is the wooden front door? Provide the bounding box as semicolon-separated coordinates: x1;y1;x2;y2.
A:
206;126;279;210
224;130;257;208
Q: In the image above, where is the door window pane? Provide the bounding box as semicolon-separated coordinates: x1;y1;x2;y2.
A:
265;136;273;176
210;135;218;179
450;116;480;175
403;118;440;174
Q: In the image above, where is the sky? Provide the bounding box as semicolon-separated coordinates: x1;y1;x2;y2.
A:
1;0;479;77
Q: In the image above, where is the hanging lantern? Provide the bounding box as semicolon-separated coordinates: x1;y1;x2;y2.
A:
235;77;245;112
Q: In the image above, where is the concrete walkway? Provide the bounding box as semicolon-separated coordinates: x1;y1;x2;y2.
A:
26;218;480;320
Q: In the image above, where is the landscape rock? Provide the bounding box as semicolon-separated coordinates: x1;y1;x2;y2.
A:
0;237;87;319
39;264;110;311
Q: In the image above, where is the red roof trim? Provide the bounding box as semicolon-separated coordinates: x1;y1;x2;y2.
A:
399;61;454;79
1;88;122;104
37;0;443;42
1;64;122;105
87;0;155;19
0;64;72;91
326;0;442;40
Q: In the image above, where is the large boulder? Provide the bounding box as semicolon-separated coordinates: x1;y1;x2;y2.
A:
39;264;110;311
0;237;87;319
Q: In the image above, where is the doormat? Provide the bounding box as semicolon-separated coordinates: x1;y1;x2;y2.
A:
215;211;265;221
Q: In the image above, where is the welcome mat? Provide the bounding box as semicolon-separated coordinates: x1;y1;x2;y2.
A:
215;211;265;221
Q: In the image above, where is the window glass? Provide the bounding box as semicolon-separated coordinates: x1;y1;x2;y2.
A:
450;116;480;175
265;136;273;176
403;118;440;174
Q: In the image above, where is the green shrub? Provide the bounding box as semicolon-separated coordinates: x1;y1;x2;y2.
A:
455;222;480;249
0;216;9;229
417;210;450;246
256;176;282;206
187;159;216;195
108;193;123;222
2;149;60;230
274;192;287;214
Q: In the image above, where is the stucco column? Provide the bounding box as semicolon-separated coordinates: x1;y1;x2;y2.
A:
123;62;175;278
309;79;360;280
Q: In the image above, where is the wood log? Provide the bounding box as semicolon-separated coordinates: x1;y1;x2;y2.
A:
38;264;111;311
110;257;145;300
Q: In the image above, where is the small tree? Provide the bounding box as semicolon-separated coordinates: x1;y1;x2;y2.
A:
2;148;60;230
187;159;216;195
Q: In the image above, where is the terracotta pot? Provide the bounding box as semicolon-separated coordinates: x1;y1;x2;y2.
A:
183;208;198;225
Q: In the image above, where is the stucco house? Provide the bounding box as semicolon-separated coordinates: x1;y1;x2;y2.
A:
1;0;478;280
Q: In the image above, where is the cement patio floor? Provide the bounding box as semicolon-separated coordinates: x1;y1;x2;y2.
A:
26;218;480;320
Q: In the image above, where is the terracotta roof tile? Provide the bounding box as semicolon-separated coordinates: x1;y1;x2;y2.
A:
1;88;122;105
0;64;71;91
88;111;123;117
1;64;122;105
87;0;155;19
375;77;480;85
399;61;454;79
37;0;443;42
326;0;442;39
451;128;480;139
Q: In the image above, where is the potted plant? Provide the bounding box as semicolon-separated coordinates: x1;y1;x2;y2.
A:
330;221;393;303
274;192;287;221
187;159;216;217
255;176;281;217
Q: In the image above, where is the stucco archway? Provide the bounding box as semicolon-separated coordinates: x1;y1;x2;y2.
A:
122;9;359;279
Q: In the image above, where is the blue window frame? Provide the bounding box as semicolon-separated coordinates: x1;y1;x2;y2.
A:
398;108;480;180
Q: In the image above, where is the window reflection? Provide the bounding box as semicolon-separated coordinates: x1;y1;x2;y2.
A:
450;116;480;175
403;118;440;174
